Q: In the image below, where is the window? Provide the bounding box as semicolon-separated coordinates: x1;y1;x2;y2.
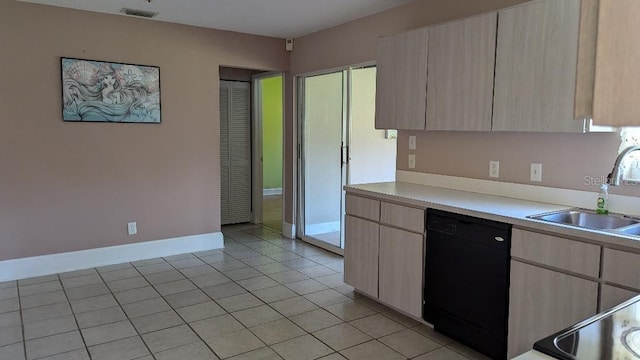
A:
617;127;640;181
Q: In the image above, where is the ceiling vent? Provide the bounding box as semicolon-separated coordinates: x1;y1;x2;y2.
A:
121;8;158;18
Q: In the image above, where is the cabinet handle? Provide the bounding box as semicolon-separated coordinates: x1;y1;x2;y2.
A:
495;237;505;242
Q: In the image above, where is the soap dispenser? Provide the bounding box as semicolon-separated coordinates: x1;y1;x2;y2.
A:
597;184;609;215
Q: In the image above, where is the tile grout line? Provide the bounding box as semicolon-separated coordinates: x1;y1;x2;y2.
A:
227;227;403;359
22;273;91;360
159;250;238;359
92;262;157;359
16;281;27;360
9;225;355;360
220;230;350;358
216;229;334;359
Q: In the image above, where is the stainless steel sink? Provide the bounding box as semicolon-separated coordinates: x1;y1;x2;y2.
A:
616;224;640;236
529;209;640;230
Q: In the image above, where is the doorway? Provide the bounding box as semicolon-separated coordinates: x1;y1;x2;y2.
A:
255;74;284;232
297;65;396;254
219;67;284;231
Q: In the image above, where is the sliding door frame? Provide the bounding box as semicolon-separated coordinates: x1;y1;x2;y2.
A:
295;61;375;255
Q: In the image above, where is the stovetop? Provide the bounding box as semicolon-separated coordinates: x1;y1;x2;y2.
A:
534;295;640;360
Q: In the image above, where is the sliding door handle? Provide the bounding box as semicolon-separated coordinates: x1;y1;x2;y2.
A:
340;145;349;167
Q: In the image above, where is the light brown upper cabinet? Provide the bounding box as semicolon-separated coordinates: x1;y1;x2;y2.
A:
426;13;497;131
374;28;428;130
577;0;640;126
493;0;585;132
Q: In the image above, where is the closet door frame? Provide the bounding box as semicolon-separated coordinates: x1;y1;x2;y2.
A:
220;80;252;225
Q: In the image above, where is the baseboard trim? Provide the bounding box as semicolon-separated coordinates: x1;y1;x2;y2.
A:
396;170;640;216
282;222;296;239
0;232;224;282
263;188;283;196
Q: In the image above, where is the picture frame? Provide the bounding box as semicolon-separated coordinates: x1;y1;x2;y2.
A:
61;57;161;123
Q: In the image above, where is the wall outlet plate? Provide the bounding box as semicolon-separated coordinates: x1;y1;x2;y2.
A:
127;222;137;235
489;160;500;178
408;154;416;169
530;163;542;182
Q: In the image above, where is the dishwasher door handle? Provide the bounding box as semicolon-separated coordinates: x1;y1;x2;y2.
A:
495;237;505;242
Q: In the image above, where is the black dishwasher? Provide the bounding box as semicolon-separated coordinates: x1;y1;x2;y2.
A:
424;209;511;360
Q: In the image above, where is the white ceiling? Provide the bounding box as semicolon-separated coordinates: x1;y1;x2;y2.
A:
18;0;415;38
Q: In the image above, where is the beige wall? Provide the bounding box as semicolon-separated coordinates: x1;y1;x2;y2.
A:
0;0;288;260
396;131;640;196
286;0;640;227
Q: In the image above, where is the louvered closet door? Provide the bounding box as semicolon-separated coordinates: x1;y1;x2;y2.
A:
220;81;251;225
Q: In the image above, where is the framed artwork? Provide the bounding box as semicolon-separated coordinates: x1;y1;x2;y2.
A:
61;57;161;123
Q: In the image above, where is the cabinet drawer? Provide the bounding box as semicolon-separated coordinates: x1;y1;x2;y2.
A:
380;202;425;233
603;248;640;289
345;194;380;221
511;229;600;278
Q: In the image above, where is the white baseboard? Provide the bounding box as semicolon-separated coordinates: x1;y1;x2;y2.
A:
396;170;640;216
263;188;282;196
282;222;296;239
0;232;224;282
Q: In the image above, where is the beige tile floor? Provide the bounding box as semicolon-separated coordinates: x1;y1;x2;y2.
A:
0;224;490;360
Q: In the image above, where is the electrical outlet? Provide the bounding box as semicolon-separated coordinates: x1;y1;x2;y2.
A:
530;163;542;182
489;161;500;178
127;222;137;235
408;154;416;169
409;135;417;150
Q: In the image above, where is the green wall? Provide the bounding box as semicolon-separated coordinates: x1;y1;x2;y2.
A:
262;76;283;190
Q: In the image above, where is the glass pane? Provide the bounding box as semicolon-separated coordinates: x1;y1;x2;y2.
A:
349;66;396;185
302;71;345;248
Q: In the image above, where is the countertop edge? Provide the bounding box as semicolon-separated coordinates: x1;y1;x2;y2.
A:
345;182;640;252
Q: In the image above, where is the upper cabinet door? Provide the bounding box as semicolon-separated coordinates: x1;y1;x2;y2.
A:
374;35;397;130
375;28;428;130
493;0;585;132
426;13;497;131
592;0;640;126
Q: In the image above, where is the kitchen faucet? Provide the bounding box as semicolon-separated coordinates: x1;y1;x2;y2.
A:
607;145;640;186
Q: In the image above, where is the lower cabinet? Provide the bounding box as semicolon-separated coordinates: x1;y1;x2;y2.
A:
507;261;598;359
379;225;424;318
344;215;379;298
601;248;640;311
344;194;426;318
601;284;640;311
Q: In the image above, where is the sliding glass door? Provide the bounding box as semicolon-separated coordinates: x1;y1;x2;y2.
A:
297;65;386;254
298;70;347;252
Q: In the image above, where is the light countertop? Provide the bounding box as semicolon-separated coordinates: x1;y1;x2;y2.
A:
345;181;640;251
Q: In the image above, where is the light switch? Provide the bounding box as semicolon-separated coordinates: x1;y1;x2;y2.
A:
530;163;542;182
409;136;416;150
